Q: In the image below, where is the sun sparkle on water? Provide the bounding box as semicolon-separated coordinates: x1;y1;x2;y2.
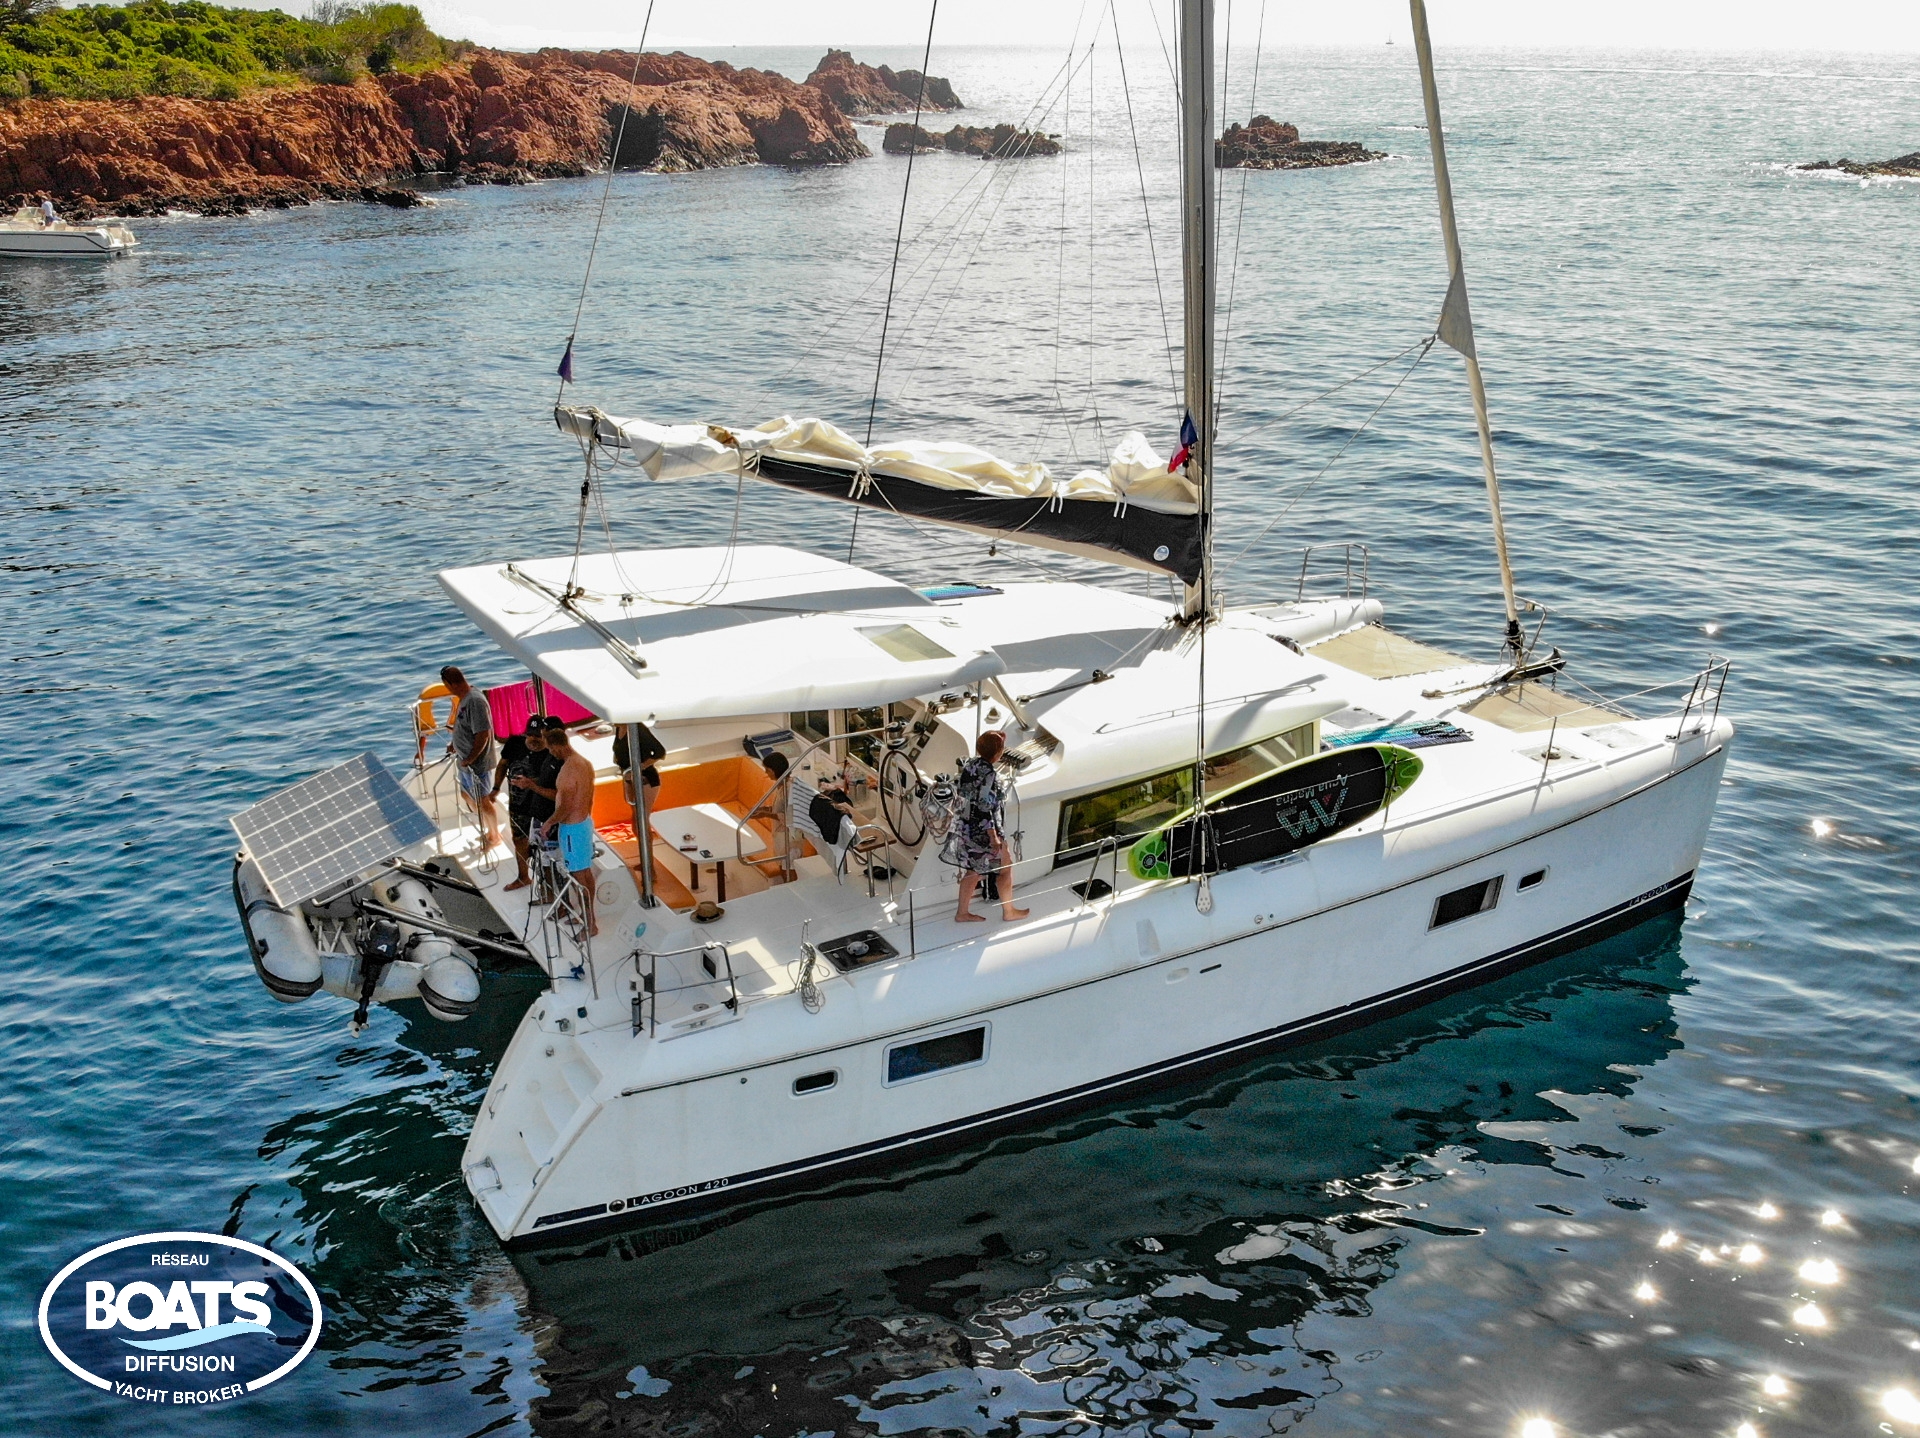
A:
1793;1302;1827;1329
1762;1374;1789;1397
1519;1420;1557;1438
1885;1388;1920;1424
1739;1243;1764;1264
1799;1258;1840;1284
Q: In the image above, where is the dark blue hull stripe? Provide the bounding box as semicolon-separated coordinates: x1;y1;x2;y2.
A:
519;871;1693;1241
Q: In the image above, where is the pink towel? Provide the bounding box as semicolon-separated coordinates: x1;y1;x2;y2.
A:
486;679;596;739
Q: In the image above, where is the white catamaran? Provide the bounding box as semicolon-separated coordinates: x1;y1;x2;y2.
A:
230;0;1732;1246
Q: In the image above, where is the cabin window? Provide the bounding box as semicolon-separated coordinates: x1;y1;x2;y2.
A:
1056;767;1195;865
1518;867;1548;892
1432;875;1503;928
1205;724;1318;790
1051;722;1319;866
792;1070;838;1095
790;710;830;746
885;1026;988;1085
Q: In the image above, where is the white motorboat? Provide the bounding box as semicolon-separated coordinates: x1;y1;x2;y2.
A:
0;207;137;258
229;0;1733;1247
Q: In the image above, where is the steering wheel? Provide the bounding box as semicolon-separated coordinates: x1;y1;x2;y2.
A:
879;748;927;847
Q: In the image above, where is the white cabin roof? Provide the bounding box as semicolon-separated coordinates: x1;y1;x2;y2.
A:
438;546;1005;723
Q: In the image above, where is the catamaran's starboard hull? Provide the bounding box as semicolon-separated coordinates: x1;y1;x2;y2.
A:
507;874;1691;1248
467;730;1728;1246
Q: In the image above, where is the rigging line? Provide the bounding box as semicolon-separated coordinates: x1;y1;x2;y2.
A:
756;39;1093;416
887;104;1097;426
883;39;1105;417
1050;16;1080;456
553;0;656;408
1146;0;1179;94
1109;3;1179;413
1223;332;1434;445
1219;335;1435;575
784;37;1103;427
1085;34;1106;457
851;0;941;565
1214;0;1266;432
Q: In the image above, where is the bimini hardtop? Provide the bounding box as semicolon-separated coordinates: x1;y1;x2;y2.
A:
438;544;1009;722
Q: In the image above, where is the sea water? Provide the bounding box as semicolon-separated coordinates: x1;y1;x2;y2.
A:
2;42;1917;1437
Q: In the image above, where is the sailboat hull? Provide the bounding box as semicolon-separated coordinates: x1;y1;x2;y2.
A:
466;725;1729;1246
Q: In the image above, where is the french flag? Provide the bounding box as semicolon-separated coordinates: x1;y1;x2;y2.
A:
1167;410;1198;471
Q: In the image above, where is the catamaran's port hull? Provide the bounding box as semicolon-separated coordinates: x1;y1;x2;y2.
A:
472;733;1728;1247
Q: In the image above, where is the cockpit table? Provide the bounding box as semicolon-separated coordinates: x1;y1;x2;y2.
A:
648;803;769;902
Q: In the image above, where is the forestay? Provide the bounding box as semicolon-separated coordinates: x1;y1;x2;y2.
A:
554;408;1206;584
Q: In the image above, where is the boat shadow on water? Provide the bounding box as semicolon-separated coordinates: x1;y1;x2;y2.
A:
246;912;1691;1431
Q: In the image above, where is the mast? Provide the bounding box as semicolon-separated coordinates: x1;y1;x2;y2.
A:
1409;0;1524;659
1178;0;1216;622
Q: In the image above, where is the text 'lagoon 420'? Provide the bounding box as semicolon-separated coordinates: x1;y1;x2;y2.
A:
228;0;1732;1246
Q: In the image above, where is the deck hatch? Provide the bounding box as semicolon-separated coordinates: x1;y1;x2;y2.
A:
818;929;899;972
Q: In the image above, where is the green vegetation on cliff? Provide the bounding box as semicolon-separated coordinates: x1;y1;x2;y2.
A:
0;0;466;100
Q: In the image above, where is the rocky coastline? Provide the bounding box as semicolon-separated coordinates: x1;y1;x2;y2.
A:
1795;150;1920;179
1216;115;1382;170
0;48;964;217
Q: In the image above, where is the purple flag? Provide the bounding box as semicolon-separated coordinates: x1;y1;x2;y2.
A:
557;337;574;383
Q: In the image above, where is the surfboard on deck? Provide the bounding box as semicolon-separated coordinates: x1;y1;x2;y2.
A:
1128;743;1422;881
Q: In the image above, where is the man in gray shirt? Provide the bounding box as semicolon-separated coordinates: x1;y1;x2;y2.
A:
442;665;500;850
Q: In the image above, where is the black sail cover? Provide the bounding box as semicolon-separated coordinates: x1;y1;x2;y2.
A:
753;455;1204;584
555;407;1206;585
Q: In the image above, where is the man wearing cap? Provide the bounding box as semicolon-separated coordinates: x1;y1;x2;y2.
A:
493;720;560;892
442;665;500;851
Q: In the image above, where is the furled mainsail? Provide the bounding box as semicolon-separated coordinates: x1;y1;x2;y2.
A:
554;408;1206;583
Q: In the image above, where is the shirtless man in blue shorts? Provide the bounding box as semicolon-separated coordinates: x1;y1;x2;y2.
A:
537;721;598;937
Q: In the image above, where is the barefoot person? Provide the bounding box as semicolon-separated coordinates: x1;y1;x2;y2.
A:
442;665;500;850
493;720;559;892
953;730;1028;923
537;720;598;937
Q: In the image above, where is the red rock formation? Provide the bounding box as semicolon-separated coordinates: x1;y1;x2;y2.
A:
806;49;961;115
1216;115;1382;170
941;123;1060;158
0;46;867;214
882;122;1058;159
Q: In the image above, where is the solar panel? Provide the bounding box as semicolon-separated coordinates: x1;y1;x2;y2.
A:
230;752;438;907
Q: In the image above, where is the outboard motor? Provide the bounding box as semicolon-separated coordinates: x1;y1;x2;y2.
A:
352;917;406;1032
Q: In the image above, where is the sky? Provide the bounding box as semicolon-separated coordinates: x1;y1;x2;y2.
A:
402;0;1920;56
